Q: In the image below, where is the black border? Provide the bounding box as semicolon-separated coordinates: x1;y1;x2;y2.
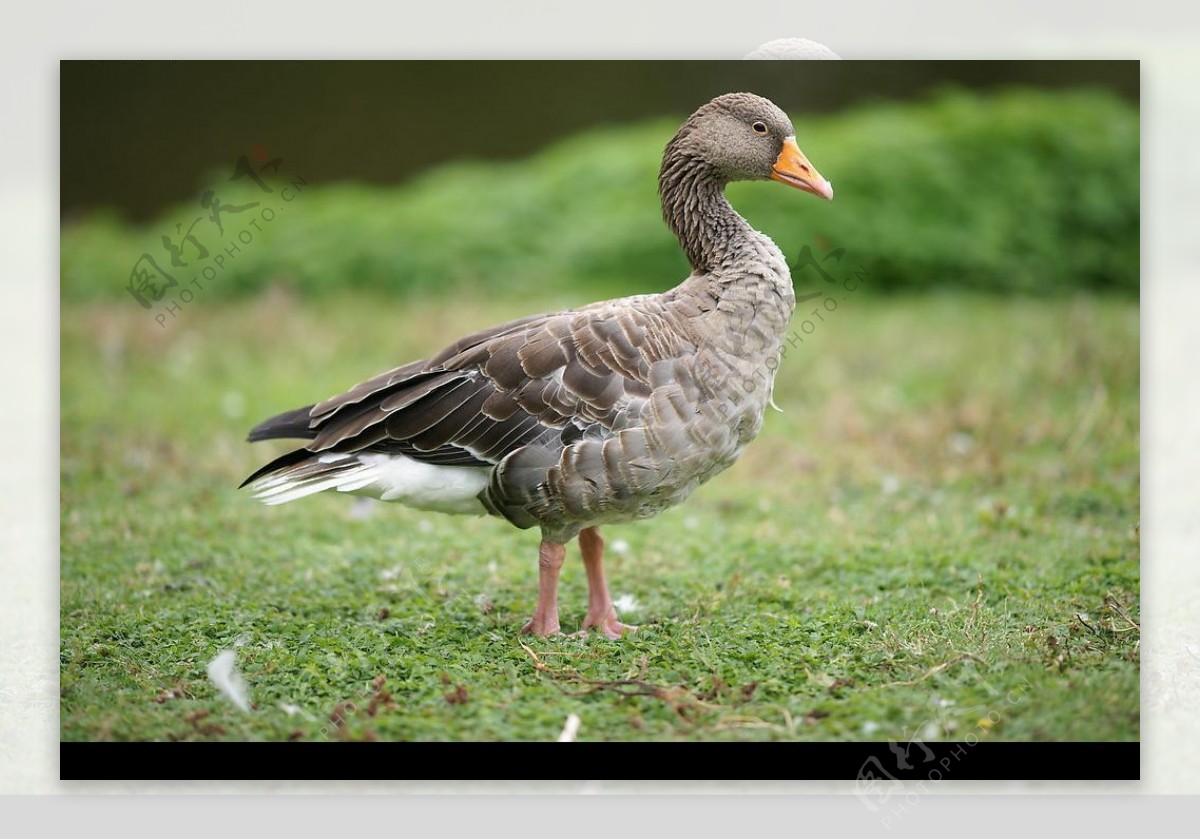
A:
61;741;1138;781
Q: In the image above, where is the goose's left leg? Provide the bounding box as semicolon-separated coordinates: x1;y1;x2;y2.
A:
578;526;637;639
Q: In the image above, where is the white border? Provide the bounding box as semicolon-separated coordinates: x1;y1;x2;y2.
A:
5;0;1198;834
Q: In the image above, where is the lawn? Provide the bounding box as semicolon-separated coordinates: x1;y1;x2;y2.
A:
60;289;1139;742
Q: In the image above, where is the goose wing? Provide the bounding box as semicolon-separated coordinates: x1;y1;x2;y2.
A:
243;296;703;485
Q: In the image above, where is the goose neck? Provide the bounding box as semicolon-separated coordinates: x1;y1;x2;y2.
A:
658;152;750;274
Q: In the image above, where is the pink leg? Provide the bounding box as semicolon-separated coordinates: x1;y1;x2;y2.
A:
578;527;637;639
521;540;565;636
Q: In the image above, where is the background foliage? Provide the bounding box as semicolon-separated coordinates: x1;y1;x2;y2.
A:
62;89;1139;306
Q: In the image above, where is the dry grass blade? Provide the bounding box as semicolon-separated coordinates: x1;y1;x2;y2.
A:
881;653;985;688
1104;592;1140;633
519;639;720;717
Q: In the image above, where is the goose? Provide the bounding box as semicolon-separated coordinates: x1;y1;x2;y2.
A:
241;92;832;638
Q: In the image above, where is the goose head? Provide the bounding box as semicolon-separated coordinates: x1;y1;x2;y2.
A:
663;92;833;200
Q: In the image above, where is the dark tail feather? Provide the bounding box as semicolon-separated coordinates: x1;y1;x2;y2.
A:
246;405;317;443
238;447;314;489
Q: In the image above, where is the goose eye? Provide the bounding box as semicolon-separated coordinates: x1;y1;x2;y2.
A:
752;121;768;135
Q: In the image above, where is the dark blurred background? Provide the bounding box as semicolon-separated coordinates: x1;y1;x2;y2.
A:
61;60;1137;221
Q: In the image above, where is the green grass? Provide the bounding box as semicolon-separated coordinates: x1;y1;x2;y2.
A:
60;289;1139;742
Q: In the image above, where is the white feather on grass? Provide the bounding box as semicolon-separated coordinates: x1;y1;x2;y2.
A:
206;649;251;713
613;594;640;614
557;713;582;742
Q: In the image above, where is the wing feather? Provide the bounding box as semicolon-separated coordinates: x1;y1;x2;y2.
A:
244;296;704;504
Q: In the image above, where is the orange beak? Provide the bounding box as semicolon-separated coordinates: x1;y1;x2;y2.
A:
770;137;833;200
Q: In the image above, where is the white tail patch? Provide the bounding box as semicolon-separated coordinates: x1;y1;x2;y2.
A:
248;452;490;515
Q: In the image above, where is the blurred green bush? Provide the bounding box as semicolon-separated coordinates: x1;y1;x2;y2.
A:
62;88;1138;303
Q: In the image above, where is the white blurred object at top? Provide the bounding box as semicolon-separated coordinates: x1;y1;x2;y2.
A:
744;38;841;59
